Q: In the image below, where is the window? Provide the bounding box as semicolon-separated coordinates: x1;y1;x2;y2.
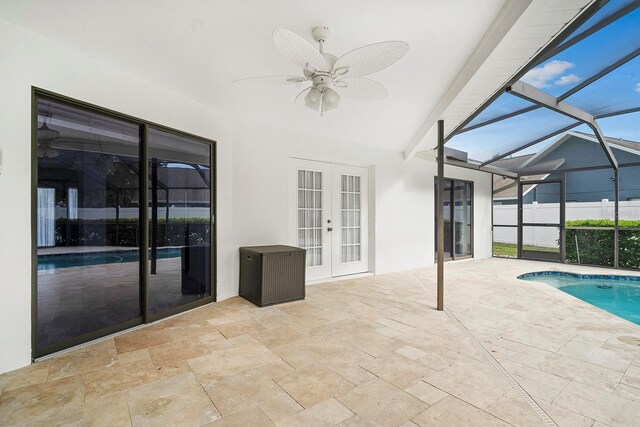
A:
67;188;78;219
37;187;55;248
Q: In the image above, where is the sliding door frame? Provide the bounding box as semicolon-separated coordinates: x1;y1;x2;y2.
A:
31;87;217;359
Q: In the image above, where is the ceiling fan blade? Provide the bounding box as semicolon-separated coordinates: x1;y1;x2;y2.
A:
339;77;388;100
273;28;326;72
233;75;306;85
334;41;409;78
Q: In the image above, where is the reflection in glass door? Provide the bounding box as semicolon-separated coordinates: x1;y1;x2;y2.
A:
434;178;473;260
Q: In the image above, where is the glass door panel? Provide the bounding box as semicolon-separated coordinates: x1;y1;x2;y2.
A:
339;174;362;264
292;160;332;281
434;178;453;259
36;98;142;354
147;128;213;316
454;181;472;257
297;169;323;267
435;178;473;260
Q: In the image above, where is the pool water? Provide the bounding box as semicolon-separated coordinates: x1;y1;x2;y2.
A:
38;247;182;271
519;272;640;325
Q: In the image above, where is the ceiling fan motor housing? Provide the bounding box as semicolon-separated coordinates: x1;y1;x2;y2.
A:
312;26;330;43
311;75;333;91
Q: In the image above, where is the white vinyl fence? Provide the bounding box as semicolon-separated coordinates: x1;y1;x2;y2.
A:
53;207;211;220
494;200;640;248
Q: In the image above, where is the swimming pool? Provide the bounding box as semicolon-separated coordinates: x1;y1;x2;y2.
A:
518;271;640;325
38;247;182;271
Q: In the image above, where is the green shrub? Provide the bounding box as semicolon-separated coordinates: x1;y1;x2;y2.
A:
565;220;640;269
55;218;211;247
566;219;640;228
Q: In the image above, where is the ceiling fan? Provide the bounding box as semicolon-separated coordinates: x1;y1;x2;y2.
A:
37;122;61;159
234;26;409;114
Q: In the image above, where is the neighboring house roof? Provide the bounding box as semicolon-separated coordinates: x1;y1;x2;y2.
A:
492;154;552;200
520;131;640;170
492;173;549;200
492;153;533;171
490;131;640;200
492;175;518;199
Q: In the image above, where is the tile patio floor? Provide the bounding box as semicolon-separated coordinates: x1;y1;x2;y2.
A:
1;258;640;426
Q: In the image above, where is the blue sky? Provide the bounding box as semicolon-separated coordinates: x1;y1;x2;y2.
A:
448;0;640;163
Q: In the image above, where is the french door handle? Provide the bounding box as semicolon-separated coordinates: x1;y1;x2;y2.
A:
327;227;333;232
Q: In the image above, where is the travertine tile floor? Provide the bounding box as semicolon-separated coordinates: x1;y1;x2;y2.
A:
2;258;640;426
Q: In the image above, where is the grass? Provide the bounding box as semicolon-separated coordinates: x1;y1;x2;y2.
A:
493;242;560;258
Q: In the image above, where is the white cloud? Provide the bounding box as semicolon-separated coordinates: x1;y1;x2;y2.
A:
635;82;640;93
555;74;582;86
522;60;576;88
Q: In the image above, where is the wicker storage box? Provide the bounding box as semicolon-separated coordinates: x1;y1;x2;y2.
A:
239;245;306;307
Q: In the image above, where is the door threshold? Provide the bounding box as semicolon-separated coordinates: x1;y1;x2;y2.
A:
306;271;374;285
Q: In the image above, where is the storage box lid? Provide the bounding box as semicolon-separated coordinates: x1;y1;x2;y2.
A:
240;245;305;255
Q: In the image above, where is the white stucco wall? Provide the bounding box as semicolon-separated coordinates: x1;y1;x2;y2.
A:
0;18;492;374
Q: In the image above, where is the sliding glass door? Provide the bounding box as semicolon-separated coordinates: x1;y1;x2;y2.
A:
453;180;472;257
34;92;215;357
434;178;474;260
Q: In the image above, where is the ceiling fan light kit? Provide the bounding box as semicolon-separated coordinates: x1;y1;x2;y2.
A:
234;26;409;115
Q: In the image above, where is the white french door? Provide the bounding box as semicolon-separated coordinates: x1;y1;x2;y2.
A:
290;159;369;281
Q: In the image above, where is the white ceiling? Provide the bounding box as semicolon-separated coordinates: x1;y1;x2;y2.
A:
2;0;529;151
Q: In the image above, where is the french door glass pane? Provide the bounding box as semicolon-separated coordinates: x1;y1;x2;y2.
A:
147;128;212;315
36;98;142;350
340;174;361;263
297;169;323;266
